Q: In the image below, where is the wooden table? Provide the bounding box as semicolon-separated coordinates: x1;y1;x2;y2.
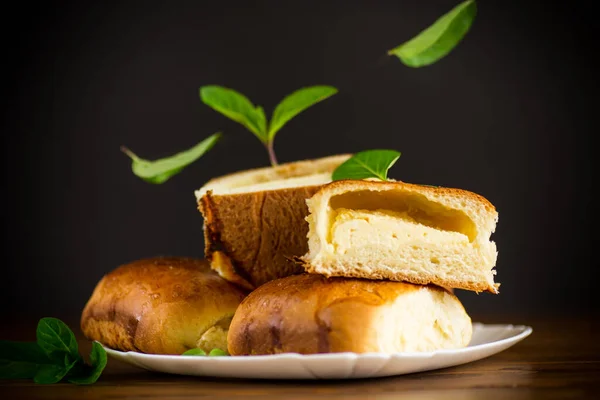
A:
1;315;598;399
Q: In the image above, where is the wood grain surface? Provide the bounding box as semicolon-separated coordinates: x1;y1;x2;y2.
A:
1;315;598;399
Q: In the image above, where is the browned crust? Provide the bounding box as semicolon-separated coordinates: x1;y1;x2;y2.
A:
80;257;247;355
196;155;351;289
200;192;255;290
320;179;497;215
304;262;500;294
227;274;459;355
200;154;351;189
200;186;324;289
290;256;487;293
209;251;255;291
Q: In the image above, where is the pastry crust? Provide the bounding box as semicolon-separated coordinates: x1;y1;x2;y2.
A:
196;155;350;289
80;257;247;355
227;274;472;355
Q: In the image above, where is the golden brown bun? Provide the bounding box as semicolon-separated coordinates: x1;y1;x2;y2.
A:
196;155;350;290
227;274;472;355
302;179;499;293
81;257;247;355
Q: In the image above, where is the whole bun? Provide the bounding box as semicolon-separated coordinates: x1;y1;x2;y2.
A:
228;274;471;355
81;257;247;355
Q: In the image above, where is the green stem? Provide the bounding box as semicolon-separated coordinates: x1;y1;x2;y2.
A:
266;141;278;166
120;146;141;162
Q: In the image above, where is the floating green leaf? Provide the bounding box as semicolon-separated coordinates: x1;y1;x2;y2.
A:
332;150;401;181
122;132;221;184
388;0;477;67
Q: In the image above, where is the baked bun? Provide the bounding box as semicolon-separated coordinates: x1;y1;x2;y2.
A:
227;274;472;355
81;257;247;355
195;154;350;290
302;179;499;293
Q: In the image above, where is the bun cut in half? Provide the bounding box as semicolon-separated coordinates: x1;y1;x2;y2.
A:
301;180;499;293
227;274;472;355
81;257;247;355
196;154;350;290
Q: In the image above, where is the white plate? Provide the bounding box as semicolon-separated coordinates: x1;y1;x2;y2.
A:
103;323;532;380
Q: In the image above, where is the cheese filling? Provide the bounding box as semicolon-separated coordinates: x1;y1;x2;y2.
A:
330;208;470;255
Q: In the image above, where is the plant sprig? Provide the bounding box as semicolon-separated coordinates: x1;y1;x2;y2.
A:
0;318;107;385
332;150;401;181
200;85;337;166
388;0;477;67
120;2;477;183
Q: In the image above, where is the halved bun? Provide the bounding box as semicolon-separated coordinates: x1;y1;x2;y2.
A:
301;180;499;293
196;155;350;290
81;257;247;355
227;274;472;355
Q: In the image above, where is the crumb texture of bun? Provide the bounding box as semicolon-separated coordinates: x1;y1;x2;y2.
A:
302;180;500;293
81;257;247;355
227;274;472;355
197;155;350;290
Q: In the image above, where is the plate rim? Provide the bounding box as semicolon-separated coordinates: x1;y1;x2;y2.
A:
102;322;533;361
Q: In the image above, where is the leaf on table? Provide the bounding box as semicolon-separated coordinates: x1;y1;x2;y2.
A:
33;359;77;385
67;342;108;385
0;341;54;379
36;318;80;364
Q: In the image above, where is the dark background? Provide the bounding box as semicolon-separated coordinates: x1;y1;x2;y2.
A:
2;0;595;322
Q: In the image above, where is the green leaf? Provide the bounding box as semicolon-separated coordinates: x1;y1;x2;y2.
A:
34;364;69;384
268;86;338;140
388;0;477;67
181;348;207;356
0;359;41;380
34;357;77;384
208;348;228;357
199;84;337;166
200;86;268;142
1;319;107;385
122;132;221;184
36;318;80;364
181;348;228;356
255;106;267;138
67;342;107;385
332;150;401;181
0;341;54;379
